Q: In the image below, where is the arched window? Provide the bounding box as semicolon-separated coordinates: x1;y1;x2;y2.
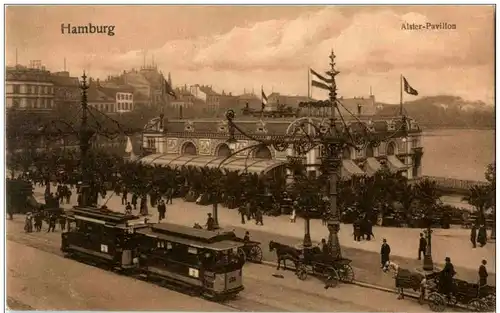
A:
216;144;231;157
366;144;374;158
387;142;396;155
254;145;272;159
182;142;197;155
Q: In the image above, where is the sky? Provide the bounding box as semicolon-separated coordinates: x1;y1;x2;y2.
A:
5;5;495;104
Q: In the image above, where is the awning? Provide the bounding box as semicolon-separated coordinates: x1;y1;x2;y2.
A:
365;157;382;176
341;160;365;179
139;154;286;174
387;155;408;172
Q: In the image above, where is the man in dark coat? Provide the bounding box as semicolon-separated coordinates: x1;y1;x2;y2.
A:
418;233;427;260
380;239;391;269
478;259;488;287
477;225;487;247
353;219;362;241
131;194;138;210
238;206;246;224
157;200;166;222
440;257;456;297
470;224;477;248
47;214;57;232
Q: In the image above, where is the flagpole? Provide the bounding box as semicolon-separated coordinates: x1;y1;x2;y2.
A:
260;85;264;119
308;68;311;117
399;74;403;116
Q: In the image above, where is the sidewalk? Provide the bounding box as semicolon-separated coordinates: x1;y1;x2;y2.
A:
33;185;495;273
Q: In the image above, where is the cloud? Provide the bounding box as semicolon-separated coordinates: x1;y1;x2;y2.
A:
101;6;491;84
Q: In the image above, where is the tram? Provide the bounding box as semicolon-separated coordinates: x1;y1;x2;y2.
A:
61;207;148;270
61;208;245;300
135;223;245;299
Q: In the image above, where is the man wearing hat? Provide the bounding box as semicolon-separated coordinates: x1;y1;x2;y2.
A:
478;259;488;287
440;257;456;298
380;238;391;269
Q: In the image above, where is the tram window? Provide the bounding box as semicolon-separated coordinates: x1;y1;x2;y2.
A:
157;240;165;248
166;242;172;250
188;247;197;254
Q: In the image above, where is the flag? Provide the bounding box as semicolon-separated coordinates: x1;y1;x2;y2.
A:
163;78;177;99
403;77;418;96
125;136;133;154
311;80;330;91
261;88;268;111
310;68;332;83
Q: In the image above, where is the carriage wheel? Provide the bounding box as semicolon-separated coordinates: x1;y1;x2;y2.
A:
338;264;355;283
325;270;340;289
249;245;263;263
446;294;457;306
296;264;308;280
237;248;247;263
468;299;488;312
428;292;446;312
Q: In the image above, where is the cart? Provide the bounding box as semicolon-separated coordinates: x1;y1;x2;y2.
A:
233;237;263;264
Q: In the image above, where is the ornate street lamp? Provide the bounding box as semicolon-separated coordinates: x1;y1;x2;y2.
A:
226;50;409;258
422;227;434;271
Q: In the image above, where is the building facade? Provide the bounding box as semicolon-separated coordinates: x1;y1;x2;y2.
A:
116;92;134;112
142;115;424;179
6;65;55;111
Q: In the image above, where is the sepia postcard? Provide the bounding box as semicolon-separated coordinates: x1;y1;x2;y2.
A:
4;4;496;312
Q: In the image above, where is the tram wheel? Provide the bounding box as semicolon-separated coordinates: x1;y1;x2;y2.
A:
249;246;263;263
468;299;488;312
428;292;446;312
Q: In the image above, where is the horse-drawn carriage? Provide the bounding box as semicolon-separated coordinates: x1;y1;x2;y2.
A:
233;237;263;264
427;277;495;312
295;246;355;287
268;241;354;288
386;262;495;312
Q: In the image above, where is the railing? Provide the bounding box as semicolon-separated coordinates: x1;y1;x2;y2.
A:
415;175;488;192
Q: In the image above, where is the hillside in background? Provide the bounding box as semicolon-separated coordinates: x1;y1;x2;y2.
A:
376;95;495;129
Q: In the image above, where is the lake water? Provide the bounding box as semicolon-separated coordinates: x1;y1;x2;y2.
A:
421;129;495;182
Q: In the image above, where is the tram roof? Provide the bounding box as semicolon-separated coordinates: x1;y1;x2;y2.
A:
150;223;238;243
68;206;140;225
136;227;244;251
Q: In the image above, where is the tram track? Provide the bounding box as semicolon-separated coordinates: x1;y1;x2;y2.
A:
6;235;286;311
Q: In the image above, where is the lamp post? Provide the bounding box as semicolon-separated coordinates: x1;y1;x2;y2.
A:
225;50;408;258
422;220;434;271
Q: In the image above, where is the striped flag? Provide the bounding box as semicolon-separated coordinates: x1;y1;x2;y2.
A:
261;87;268;111
403;77;418;96
162;78;177;99
311;80;331;91
310;68;332;83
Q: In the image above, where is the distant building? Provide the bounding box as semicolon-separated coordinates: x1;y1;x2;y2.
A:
237;92;261;110
266;92;313;111
5;63;55;111
87;79;116;113
338;95;377;116
50;71;80;110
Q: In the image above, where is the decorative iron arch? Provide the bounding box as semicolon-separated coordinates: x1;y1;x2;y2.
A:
181;141;198;155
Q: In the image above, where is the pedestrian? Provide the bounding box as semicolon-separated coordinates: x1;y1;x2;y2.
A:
34;212;43;232
157;200;166;222
59;215;66;231
206;213;215;231
439;257;456;299
478;259;488;287
363;218;374;241
47;214;56;232
380;239;391;269
121;188;128;205
245;201;252;221
418;233;427;260
65;188;72;204
140;196;148;216
243;231;250;242
470;224;477;248
478;224;487;247
255;208;264;226
238;206;246;224
132;194;138;210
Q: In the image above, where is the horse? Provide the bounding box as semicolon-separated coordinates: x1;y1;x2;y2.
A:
269;240;301;270
384;261;425;300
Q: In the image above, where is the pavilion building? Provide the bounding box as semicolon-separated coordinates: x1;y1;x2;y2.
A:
140;113;424;180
